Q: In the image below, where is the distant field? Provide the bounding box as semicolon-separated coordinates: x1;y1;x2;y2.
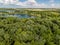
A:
0;8;60;15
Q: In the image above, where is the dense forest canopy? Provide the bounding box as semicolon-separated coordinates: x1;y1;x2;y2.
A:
0;8;60;45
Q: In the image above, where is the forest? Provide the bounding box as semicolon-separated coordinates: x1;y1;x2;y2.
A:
0;8;60;45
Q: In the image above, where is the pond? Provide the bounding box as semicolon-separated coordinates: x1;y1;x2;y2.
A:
0;14;34;18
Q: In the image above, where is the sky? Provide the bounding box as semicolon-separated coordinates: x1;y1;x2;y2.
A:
0;0;60;8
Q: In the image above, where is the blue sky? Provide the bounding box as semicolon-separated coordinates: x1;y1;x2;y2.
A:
0;0;60;8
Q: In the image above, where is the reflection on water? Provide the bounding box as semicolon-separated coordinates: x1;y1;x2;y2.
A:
0;14;34;18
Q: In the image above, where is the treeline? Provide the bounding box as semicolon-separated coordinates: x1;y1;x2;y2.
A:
0;8;60;15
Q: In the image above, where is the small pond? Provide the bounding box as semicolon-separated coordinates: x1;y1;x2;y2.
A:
0;14;34;18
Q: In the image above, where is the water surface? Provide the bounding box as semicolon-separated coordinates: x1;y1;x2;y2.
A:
0;14;34;18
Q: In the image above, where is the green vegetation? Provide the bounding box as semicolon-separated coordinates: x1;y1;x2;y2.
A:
0;8;60;45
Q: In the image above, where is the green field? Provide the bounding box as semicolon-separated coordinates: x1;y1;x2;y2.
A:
0;8;60;45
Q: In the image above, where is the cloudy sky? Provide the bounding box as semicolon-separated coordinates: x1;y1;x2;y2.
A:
0;0;60;8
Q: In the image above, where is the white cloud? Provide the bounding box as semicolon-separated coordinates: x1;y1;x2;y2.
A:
0;0;19;4
50;0;54;3
50;3;60;8
51;3;55;7
28;0;36;2
19;0;47;8
0;0;46;6
0;0;4;3
0;0;60;8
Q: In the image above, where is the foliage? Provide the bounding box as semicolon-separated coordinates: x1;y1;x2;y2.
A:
0;8;60;45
